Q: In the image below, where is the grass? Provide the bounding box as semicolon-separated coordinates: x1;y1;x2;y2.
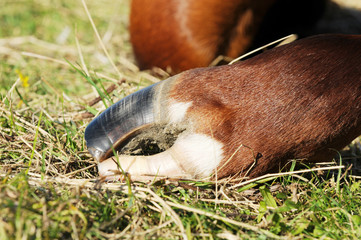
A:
1;0;361;239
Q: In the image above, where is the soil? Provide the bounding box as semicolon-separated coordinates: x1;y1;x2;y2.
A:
118;123;187;156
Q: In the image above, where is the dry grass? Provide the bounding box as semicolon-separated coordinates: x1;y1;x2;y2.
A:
1;0;361;239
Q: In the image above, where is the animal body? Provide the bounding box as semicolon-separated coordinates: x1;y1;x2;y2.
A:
130;0;327;73
85;34;361;181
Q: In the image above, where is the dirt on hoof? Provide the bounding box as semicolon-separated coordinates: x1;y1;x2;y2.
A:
118;123;186;156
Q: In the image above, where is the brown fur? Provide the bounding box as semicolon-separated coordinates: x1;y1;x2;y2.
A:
130;0;326;73
168;34;361;178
